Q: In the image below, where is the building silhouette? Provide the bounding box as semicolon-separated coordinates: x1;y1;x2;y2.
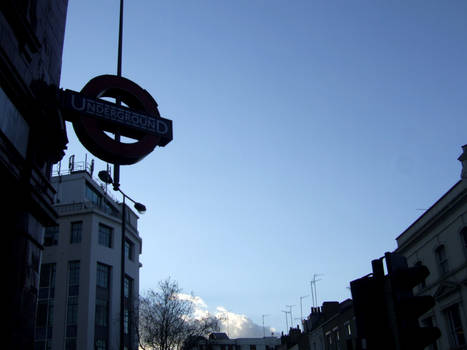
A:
35;160;141;350
1;2;69;348
188;332;280;350
283;300;357;350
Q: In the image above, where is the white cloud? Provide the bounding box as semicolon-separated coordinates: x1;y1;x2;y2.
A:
177;293;211;320
215;307;276;338
177;294;276;338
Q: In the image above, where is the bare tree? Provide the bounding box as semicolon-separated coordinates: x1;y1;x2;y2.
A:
139;278;219;350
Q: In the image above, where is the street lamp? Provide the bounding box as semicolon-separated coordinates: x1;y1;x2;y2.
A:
98;170;146;214
98;170;146;350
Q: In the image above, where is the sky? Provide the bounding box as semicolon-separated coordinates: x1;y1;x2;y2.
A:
60;0;467;337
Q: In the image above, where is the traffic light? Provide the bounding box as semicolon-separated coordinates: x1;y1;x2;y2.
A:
351;253;441;350
350;259;395;350
385;252;441;350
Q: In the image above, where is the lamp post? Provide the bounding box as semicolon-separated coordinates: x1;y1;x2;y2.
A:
98;170;146;350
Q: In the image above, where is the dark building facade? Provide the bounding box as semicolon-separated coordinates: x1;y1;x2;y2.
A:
395;146;467;350
320;300;356;350
289;300;358;350
0;2;68;349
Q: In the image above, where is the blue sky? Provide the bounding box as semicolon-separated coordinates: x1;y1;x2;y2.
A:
60;0;467;335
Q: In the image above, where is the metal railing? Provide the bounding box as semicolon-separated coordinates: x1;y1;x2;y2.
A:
52;156;120;204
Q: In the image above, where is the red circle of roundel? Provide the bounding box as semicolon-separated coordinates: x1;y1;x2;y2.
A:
72;75;161;165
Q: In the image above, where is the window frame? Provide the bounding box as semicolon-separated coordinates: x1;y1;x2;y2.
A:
444;303;466;348
461;227;467;253
124;239;135;261
70;221;82;244
434;245;449;275
98;223;113;248
65;261;80;348
415;261;427;289
44;225;59;246
95;263;111;350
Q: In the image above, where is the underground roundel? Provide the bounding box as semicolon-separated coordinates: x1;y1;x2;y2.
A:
60;75;173;165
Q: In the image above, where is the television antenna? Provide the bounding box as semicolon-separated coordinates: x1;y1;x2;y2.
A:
285;304;295;328
281;310;290;332
299;295;309;329
262;314;269;337
310;274;323;307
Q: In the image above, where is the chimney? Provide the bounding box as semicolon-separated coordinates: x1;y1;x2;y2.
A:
458;144;467;180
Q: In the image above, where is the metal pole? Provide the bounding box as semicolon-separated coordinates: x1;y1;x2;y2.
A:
310;281;315;307
312;274;323;307
117;0;125;343
262;314;269;338
299;295;309;330
314;279;318;307
286;305;295;328
120;194;126;350
113;0;124;191
281;311;289;332
117;0;123;78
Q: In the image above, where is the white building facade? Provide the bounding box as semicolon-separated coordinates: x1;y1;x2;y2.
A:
194;333;280;350
35;164;142;350
190;333;281;350
395;145;467;350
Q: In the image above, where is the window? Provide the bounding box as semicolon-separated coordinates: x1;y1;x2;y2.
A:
66;261;80;350
444;304;466;347
124;276;133;299
95;299;108;327
435;245;449;275
95;339;107;350
95;263;111;350
415;261;427;289
124;276;134;339
39;263;56;299
326;332;332;345
333;327;340;350
461;228;467;249
344;321;352;336
125;239;134;261
98;224;112;248
68;261;80;296
86;182;101;207
97;263;111;289
35;263;56;349
66;297;79;334
0;86;29;157
44;225;58;246
70;221;82;244
103;198;119;217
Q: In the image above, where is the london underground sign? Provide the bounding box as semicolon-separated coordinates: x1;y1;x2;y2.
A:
60;75;172;164
63;91;170;137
